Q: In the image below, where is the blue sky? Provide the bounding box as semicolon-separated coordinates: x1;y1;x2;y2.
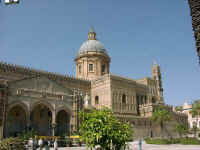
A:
0;0;199;106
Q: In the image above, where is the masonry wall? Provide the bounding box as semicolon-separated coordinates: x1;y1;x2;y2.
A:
91;75;111;109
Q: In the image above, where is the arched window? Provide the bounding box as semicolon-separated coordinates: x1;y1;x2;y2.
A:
122;94;126;104
95;96;99;105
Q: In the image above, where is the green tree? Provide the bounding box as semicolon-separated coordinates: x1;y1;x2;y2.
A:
151;105;172;138
175;106;183;112
19;129;37;141
191;103;200;118
191;123;200;138
79;108;132;150
190;103;200;137
175;124;188;138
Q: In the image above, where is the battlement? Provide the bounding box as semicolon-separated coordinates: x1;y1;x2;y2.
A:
0;61;91;84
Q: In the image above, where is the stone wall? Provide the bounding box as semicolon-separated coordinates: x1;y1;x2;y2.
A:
91;75;111;108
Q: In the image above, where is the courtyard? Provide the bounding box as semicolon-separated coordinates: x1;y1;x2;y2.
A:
48;141;200;150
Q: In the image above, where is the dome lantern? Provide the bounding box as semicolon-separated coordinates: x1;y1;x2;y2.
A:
88;27;96;40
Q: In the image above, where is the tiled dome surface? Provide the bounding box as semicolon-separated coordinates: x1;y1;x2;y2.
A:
78;40;107;55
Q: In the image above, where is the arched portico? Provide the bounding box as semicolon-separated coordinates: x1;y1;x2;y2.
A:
5;99;73;137
30;103;53;136
6;104;27;137
56;110;70;136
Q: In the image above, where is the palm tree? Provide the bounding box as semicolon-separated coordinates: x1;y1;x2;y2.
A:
151;105;172;138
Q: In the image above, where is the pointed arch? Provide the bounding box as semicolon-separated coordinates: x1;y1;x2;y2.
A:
31;100;54;113
6;102;28;137
56;105;72;116
8;101;29;117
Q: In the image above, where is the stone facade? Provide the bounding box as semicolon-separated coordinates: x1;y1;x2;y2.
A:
0;29;187;139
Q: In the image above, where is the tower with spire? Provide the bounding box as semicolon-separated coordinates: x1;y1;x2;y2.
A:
152;61;163;97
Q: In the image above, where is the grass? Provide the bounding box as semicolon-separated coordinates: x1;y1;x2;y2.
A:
144;137;200;145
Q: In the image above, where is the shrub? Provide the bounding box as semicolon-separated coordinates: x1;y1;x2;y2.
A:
144;137;200;145
180;137;200;145
170;138;180;144
0;137;26;150
19;129;37;141
144;138;170;145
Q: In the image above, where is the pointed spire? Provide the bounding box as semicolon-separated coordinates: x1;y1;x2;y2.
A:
88;27;96;40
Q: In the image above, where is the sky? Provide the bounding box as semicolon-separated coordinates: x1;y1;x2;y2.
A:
0;0;199;106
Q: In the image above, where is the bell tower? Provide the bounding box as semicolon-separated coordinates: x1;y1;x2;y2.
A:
75;28;111;80
152;61;163;97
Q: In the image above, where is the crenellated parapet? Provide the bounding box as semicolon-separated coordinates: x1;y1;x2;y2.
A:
0;61;91;85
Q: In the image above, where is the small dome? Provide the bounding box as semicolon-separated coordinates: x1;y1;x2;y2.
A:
78;40;107;55
78;28;108;56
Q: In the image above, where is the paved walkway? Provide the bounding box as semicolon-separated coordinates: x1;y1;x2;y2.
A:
49;141;200;150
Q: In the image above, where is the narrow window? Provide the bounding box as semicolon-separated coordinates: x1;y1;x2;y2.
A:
152;98;156;103
136;95;140;105
122;94;126;104
79;65;81;74
95;96;99;105
101;64;105;73
89;64;93;72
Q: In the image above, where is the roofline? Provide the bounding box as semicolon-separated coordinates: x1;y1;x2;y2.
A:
109;73;148;89
0;61;91;84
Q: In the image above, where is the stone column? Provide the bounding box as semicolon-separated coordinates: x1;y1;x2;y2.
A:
112;92;115;111
52;110;56;136
71;95;78;134
26;111;31;131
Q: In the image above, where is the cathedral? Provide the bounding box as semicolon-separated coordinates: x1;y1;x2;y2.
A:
0;29;185;139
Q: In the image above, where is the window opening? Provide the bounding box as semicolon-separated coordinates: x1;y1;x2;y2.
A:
122;94;126;104
89;64;93;72
95;96;99;105
101;64;105;73
79;65;81;74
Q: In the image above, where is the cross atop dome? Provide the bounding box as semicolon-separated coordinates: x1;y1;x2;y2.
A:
88;27;96;40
